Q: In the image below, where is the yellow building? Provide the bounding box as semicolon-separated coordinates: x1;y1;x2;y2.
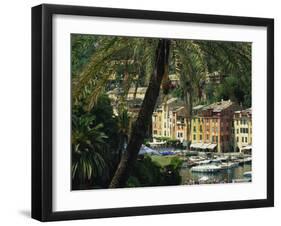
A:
233;108;252;153
152;98;188;142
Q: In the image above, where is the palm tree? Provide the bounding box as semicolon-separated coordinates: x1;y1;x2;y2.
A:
72;36;251;188
71;113;109;187
116;108;131;163
109;39;170;187
172;40;208;141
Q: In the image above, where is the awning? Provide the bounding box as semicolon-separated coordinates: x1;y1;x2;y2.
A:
241;145;252;150
190;143;203;148
207;144;217;149
191;143;217;150
201;143;211;149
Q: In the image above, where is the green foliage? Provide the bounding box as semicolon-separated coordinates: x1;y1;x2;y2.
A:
72;94;119;189
71;34;98;77
126;156;183;187
197;41;252;107
71;113;109;185
72;35;158;110
214;75;251;107
126;176;141;187
130;156;163;187
160;156;182;186
171;86;184;98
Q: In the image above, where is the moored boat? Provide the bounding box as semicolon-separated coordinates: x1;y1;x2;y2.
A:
191;164;222;173
221;161;239;169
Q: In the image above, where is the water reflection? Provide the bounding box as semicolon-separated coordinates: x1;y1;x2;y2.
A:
180;163;252;185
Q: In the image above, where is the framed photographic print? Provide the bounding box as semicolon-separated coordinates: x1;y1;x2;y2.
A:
32;4;274;221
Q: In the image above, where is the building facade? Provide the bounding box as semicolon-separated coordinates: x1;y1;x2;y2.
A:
191;100;240;153
152;98;189;142
233;108;252;153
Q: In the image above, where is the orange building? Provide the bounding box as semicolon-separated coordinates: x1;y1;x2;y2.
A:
191;100;240;152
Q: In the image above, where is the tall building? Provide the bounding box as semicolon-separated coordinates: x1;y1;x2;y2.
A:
191;100;240;152
233;108;252;153
152;98;189;142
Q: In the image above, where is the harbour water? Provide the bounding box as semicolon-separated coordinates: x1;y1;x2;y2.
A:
180;162;252;185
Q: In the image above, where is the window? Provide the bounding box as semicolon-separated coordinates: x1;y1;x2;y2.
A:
242;137;244;142
193;134;196;140
236;136;239;142
237;129;239;134
236;120;239;125
206;135;209;140
245;137;248;143
221;136;224;142
212;136;214;142
200;125;202;132
216;136;218;143
153;130;157;135
200;135;202;141
164;131;166;136
240;128;243;133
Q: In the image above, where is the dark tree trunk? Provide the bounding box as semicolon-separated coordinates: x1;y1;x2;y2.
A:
109;39;171;188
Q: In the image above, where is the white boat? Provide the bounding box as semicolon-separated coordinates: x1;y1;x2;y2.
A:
197;159;211;165
211;157;228;164
199;176;209;183
234;157;252;165
221;161;239;169
191;164;222;173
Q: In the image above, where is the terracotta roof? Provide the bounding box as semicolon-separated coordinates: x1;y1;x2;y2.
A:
203;100;233;112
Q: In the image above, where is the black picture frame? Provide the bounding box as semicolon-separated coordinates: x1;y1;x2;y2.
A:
32;3;274;222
